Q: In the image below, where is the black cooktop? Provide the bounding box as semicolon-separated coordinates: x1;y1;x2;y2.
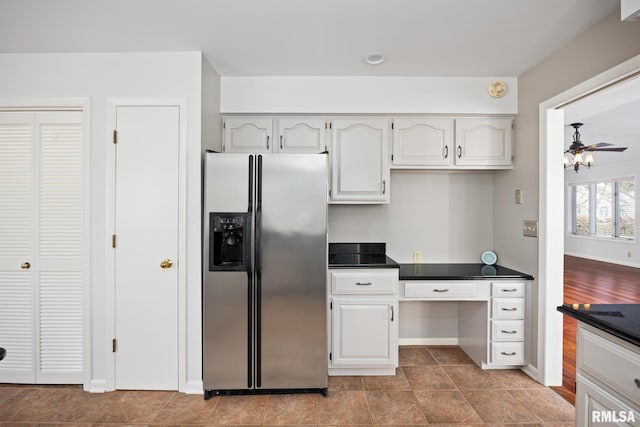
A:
328;243;400;269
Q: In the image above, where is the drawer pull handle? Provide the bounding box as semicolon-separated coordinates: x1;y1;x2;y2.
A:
501;330;518;334
356;282;372;286
433;289;450;293
501;307;518;311
635;378;640;389
502;288;519;292
501;352;517;356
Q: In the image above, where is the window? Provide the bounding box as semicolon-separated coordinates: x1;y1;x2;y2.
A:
569;177;636;240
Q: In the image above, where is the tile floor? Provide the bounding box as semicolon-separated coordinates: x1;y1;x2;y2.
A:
0;346;575;426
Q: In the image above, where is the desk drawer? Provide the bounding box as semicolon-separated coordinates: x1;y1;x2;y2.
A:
404;282;477;299
491;342;525;365
492;282;525;297
579;327;640;403
491;320;524;341
492;298;525;319
331;270;397;295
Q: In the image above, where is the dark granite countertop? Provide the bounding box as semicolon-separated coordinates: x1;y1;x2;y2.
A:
328;242;400;269
557;304;640;348
399;263;534;281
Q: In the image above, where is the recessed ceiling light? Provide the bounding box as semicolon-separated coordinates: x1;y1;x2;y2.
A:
365;52;386;65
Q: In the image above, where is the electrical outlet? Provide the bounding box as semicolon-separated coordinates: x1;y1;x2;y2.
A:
515;189;523;204
413;250;422;263
628;251;632;258
523;220;538;238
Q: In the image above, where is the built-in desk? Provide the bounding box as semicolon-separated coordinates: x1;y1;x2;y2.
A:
398;263;533;369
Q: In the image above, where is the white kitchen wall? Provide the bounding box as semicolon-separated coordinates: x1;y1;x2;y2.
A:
494;11;640;381
0;51;214;392
564;159;639;267
220;76;517;114
329;171;495;263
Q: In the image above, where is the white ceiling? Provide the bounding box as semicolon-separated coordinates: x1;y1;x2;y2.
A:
1;0;637;165
0;0;619;77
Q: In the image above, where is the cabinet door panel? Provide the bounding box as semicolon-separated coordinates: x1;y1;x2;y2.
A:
330;118;389;203
331;297;396;366
277;118;326;153
223;117;272;153
392;118;453;166
455;118;512;166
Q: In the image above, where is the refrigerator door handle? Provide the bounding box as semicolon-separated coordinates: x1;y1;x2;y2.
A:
247;270;253;388
255;154;263;388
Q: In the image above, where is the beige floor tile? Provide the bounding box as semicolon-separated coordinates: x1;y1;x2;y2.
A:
95;390;174;424
462;389;541;424
328;376;364;391
261;393;318;425
1;387;75;422
490;369;546;389
316;390;371;425
151;392;218;424
428;346;475;365
509;389;575;423
362;368;410;391
366;390;427;425
443;365;504;389
402;365;457;390
398;345;438;366
208;394;269;425
414;389;483;424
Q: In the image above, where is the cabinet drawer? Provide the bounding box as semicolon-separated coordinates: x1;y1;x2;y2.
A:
404;282;477;299
491;320;524;341
492;298;525;319
491;342;525;365
492;282;525;297
331;270;397;295
579;327;640;404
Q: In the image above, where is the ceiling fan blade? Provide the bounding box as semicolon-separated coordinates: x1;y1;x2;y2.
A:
583;142;612;150
588;147;628;152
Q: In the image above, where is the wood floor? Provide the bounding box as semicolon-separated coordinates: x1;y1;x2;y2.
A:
551;255;640;404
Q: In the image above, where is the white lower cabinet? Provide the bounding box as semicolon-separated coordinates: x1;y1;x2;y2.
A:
575;324;640;426
489;282;526;366
329;269;398;375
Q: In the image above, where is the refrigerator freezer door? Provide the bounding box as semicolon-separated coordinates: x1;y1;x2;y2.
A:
256;154;328;390
203;271;251;390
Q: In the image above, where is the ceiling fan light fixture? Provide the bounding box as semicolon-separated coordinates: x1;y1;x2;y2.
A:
584;152;594;165
365;52;386;65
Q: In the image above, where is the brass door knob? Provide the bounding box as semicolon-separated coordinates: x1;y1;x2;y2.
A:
21;262;31;270
160;258;173;269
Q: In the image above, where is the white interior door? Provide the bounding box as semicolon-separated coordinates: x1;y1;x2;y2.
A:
114;105;180;390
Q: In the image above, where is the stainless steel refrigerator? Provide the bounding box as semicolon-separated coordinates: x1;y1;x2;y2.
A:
203;152;328;398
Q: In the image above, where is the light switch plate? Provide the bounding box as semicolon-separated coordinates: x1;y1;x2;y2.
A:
515;189;523;204
523;220;538;238
413;250;422;263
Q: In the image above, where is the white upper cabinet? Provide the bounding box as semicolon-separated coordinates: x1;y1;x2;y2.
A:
223;117;273;153
454;118;512;167
329;118;390;204
276;118;327;153
392;118;453;167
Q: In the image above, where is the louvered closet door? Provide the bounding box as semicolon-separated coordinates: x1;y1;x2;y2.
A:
0;112;36;383
0;111;84;384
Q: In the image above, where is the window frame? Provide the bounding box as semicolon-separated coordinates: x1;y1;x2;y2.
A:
568;176;636;241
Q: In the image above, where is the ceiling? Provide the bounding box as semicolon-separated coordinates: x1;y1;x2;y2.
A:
0;0;619;77
1;0;637;166
564;76;640;167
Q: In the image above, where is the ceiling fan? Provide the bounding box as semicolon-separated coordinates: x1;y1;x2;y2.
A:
564;122;628;172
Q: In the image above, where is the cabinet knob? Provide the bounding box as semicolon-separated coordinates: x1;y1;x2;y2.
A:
635;378;640;389
21;262;31;270
160;258;173;269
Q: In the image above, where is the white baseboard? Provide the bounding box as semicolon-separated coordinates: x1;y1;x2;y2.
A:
521;364;542;384
398;338;459;346
87;379;107;393
184;380;204;394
